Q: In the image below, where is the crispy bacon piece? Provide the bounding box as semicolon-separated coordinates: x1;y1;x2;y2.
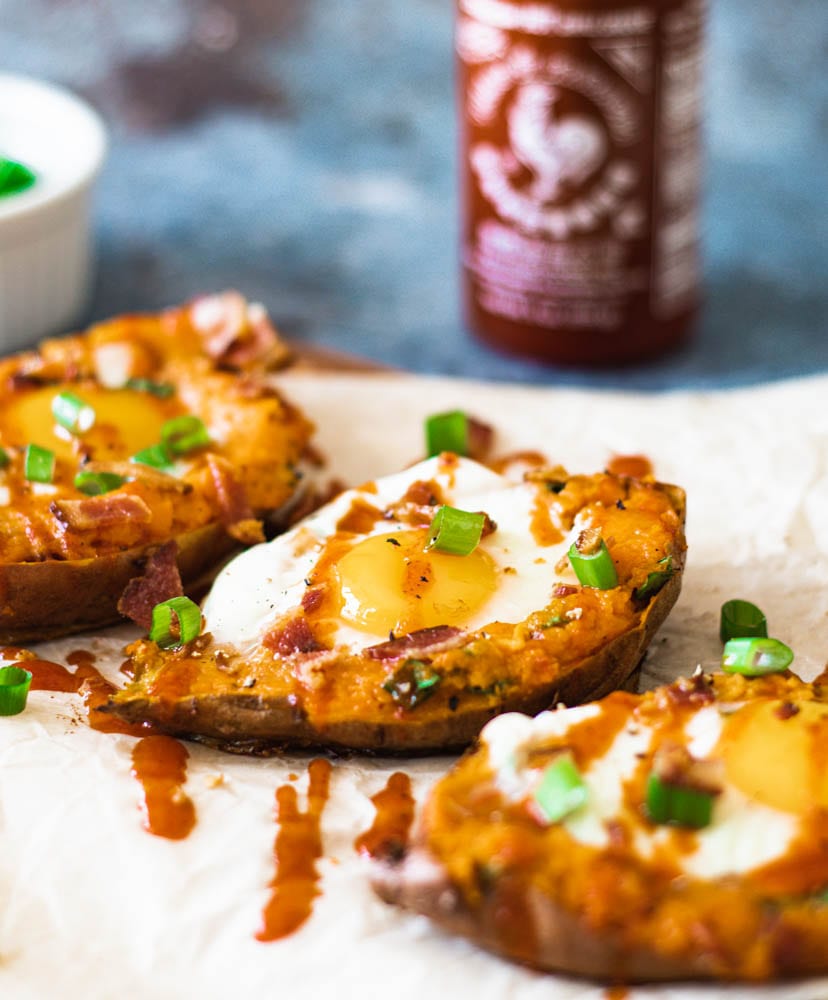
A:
263;617;322;656
187;291;290;371
205;453;265;545
365;626;465;661
117;540;183;629
51;493;152;531
466;416;494;461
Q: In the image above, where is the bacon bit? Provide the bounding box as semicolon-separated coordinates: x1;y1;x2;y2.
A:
402;480;443;508
117;541;184;629
574;527;602;556
553;584;579;597
51;493;153;531
263;617;322;656
466;416;495;461
7;371;48;390
384;479;446;527
667;673;715;707
301;587;326;614
652;742;723;796
187;292;290;371
774;701;800;720
205;453;264;543
301;441;327;469
480;513;498;538
364;625;464;660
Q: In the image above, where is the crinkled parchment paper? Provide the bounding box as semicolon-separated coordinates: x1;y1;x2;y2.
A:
2;372;828;1000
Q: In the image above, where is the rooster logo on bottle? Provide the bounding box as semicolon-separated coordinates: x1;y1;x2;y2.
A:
508;81;608;202
461;23;644;241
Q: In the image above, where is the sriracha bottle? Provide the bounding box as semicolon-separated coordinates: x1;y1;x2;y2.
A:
456;0;704;365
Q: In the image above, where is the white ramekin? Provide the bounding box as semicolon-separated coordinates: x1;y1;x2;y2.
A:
0;74;107;354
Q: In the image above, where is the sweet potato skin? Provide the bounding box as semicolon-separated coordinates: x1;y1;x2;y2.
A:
0;293;313;642
106;571;679;753
373;672;828;981
104;476;686;753
0;525;235;644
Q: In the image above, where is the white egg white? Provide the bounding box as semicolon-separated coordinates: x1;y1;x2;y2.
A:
482;701;799;880
202;455;586;653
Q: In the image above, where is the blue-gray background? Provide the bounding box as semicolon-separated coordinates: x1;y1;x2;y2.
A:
1;0;825;389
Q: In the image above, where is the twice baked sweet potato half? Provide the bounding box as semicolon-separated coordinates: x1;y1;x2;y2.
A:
0;291;313;642
104;453;686;752
374;669;828;982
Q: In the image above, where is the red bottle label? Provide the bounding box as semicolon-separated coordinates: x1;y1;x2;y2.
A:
458;0;703;340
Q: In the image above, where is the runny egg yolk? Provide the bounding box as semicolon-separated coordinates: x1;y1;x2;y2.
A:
719;700;828;814
334;528;498;637
3;385;178;461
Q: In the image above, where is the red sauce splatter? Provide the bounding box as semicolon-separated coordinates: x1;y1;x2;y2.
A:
257;758;333;942
606;454;653;479
12;647;153;737
131;735;196;840
354;772;415;860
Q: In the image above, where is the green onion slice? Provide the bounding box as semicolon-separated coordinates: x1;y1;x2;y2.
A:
0;446;9;469
24;444;55;483
532;755;588;824
149;596;202;649
722;636;793;677
74;471;126;496
383;659;441;710
645;772;714;828
634;555;674;602
0;157;36;199
568;536;618;589
51;391;96;434
0;665;33;716
161;415;210;456
719;599;768;643
125;377;175;398
426;505;486;556
425;410;469;457
132;443;173;472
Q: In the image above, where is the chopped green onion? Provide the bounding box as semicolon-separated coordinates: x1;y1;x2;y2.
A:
24;444;55;483
425;410;469;457
0;665;33;716
568;534;618;589
426;505;486;556
74;471;126;496
634;556;674;601
132;443;173;472
149;596;202;649
645;772;714;828
0;157;36;199
722;637;793;677
161;415;210;456
0;447;9;469
719;599;768;643
125;377;175;398
532;755;588;823
51;391;96;434
383;659;441;710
